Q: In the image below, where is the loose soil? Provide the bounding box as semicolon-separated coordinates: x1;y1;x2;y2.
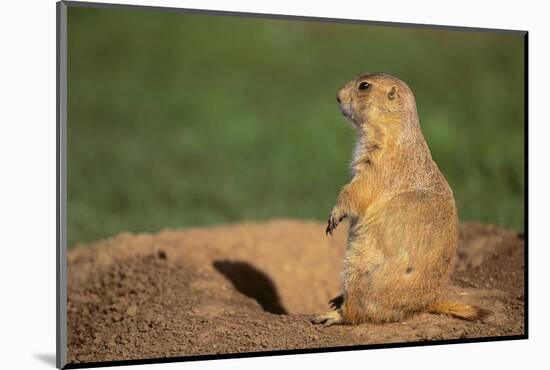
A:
67;220;525;364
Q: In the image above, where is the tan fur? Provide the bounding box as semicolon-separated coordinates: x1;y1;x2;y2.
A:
427;300;492;321
314;73;489;326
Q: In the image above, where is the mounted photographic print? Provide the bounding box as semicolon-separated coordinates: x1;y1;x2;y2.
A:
56;1;527;368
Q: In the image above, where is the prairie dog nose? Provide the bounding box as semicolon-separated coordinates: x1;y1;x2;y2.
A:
336;88;345;103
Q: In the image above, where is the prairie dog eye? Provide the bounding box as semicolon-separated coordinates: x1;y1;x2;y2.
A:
358;81;371;90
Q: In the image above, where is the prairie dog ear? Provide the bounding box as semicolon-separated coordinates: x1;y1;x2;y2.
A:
388;86;397;100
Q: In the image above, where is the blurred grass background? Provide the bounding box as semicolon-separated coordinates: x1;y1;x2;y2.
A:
67;6;525;247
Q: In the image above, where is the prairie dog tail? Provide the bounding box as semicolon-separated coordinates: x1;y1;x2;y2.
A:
427;300;491;321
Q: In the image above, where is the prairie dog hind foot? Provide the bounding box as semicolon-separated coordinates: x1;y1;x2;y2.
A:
311;310;344;326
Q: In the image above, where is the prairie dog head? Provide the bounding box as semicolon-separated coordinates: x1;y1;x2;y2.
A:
336;73;417;137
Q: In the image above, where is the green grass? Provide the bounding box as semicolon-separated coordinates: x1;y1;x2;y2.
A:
67;7;525;247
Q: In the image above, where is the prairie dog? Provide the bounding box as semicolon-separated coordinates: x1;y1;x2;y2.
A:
313;73;489;326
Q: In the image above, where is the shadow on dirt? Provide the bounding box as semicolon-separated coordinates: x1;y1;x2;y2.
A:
213;260;287;315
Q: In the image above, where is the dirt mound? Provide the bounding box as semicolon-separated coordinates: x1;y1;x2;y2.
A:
67;220;525;364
